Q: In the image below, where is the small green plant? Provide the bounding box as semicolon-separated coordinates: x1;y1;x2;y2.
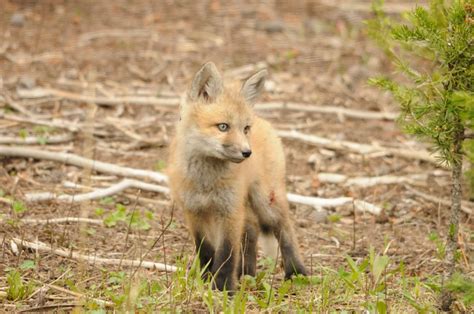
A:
18;129;28;140
428;232;446;259
6;270;33;301
103;203;152;230
19;260;36;271
446;272;474;306
154;160;166;171
12;200;28;214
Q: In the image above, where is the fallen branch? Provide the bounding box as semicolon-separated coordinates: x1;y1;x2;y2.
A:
0;146;168;183
17;217;103;225
318;0;421;14
44;283;114;307
78;29;154;46
25;179;169;202
258;102;398;121
4;51;63;65
12;238;178;272
278;130;439;165
317;172;428;187
0;134;73;145
406;186;472;215
287;193;382;215
17;87;180;107
1;113;80;132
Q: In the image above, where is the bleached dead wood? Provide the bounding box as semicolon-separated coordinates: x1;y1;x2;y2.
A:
4;51;63;65
17;87;180;107
1;146;383;214
318;0;421;13
287;193;381;215
25;179;169;202
278;130;439;165
0;197;13;204
317;172;428;187
1;113;80;132
78;29;154;46
406;186;472;215
287;193;352;207
44;283;114;308
258;102;398;120
18;217;103;225
11;238;177;272
0;134;73;145
0;146;168;183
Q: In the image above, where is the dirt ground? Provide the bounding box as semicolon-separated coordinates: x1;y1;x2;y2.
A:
0;0;472;312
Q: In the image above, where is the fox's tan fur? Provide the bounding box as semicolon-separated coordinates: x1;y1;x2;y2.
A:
168;62;307;291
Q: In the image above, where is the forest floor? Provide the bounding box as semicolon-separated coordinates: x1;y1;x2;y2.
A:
0;0;472;312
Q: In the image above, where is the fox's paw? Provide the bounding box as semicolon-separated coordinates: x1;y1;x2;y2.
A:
284;264;308;280
213;274;236;293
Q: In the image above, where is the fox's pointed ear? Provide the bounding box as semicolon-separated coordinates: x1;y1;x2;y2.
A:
241;69;267;106
188;62;223;103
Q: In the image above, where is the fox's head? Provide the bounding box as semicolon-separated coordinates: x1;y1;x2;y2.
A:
178;62;267;163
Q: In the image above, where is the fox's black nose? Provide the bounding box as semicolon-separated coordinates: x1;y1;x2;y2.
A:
242;150;252;158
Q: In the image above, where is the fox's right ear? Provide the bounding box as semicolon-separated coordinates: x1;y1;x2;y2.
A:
188;62;223;103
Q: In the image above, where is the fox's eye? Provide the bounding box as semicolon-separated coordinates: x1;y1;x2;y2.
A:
217;123;229;132
244;125;251;134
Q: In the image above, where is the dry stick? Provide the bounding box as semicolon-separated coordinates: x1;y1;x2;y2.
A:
25;179;169;202
12;237;177;272
318;0;420;13
317;172;429;187
287;194;382;215
17;87;180;108
0;134;73;145
1;113;80;132
18;303;82;312
1;93;35;117
44;283;113;307
258;102;397;121
278;130;440;166
0;146;168;183
78;29;154;46
16;217;103;225
406;186;473;215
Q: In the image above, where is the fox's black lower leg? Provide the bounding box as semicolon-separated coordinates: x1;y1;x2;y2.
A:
273;224;308;279
212;238;237;291
194;233;215;274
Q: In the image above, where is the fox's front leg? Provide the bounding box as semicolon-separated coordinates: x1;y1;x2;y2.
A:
185;212;215;274
211;213;243;292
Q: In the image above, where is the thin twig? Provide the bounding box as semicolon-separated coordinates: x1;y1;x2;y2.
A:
0;146;168;183
12;238;177;272
25;179;169;202
0;134;73;145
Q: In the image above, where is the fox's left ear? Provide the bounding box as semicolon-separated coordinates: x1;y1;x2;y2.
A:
241;69;267;106
188;62;223;103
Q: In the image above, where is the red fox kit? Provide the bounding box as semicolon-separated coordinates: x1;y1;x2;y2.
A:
168;62;307;291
